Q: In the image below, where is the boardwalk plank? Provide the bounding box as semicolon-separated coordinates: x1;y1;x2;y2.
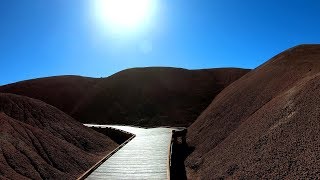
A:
86;126;172;180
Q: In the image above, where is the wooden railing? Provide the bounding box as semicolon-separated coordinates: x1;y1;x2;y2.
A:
77;127;135;180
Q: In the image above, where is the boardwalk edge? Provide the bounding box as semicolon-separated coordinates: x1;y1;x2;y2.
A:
77;127;136;180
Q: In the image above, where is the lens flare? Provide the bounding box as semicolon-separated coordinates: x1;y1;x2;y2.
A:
92;0;156;33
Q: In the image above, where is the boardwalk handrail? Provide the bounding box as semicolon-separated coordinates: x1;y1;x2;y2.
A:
84;123;187;129
77;127;135;180
169;128;187;179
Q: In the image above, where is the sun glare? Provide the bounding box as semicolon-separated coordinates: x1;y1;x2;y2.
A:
92;0;156;33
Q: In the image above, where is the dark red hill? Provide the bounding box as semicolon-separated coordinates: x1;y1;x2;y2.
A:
0;93;118;179
186;44;320;179
0;75;99;114
0;67;249;127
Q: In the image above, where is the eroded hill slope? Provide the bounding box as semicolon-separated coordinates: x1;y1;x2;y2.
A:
186;45;320;179
0;67;249;127
0;93;118;179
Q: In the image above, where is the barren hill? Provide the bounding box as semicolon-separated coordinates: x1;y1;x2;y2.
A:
0;67;249;127
186;44;320;179
0;93;118;179
0;75;99;114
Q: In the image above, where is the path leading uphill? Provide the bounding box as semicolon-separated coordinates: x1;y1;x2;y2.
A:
84;125;173;180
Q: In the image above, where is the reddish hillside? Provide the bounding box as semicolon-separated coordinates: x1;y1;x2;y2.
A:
186;44;320;179
0;93;118;179
0;67;249;127
0;75;99;113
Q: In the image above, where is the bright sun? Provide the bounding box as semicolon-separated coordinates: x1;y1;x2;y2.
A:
93;0;156;33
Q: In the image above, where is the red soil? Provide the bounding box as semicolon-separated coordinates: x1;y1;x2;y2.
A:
0;67;249;127
186;44;320;179
0;93;118;179
0;75;98;114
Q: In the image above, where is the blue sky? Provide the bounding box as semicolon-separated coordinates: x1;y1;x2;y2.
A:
1;0;320;85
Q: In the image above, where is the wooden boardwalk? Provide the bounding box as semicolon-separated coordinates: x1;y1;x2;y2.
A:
85;125;172;180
